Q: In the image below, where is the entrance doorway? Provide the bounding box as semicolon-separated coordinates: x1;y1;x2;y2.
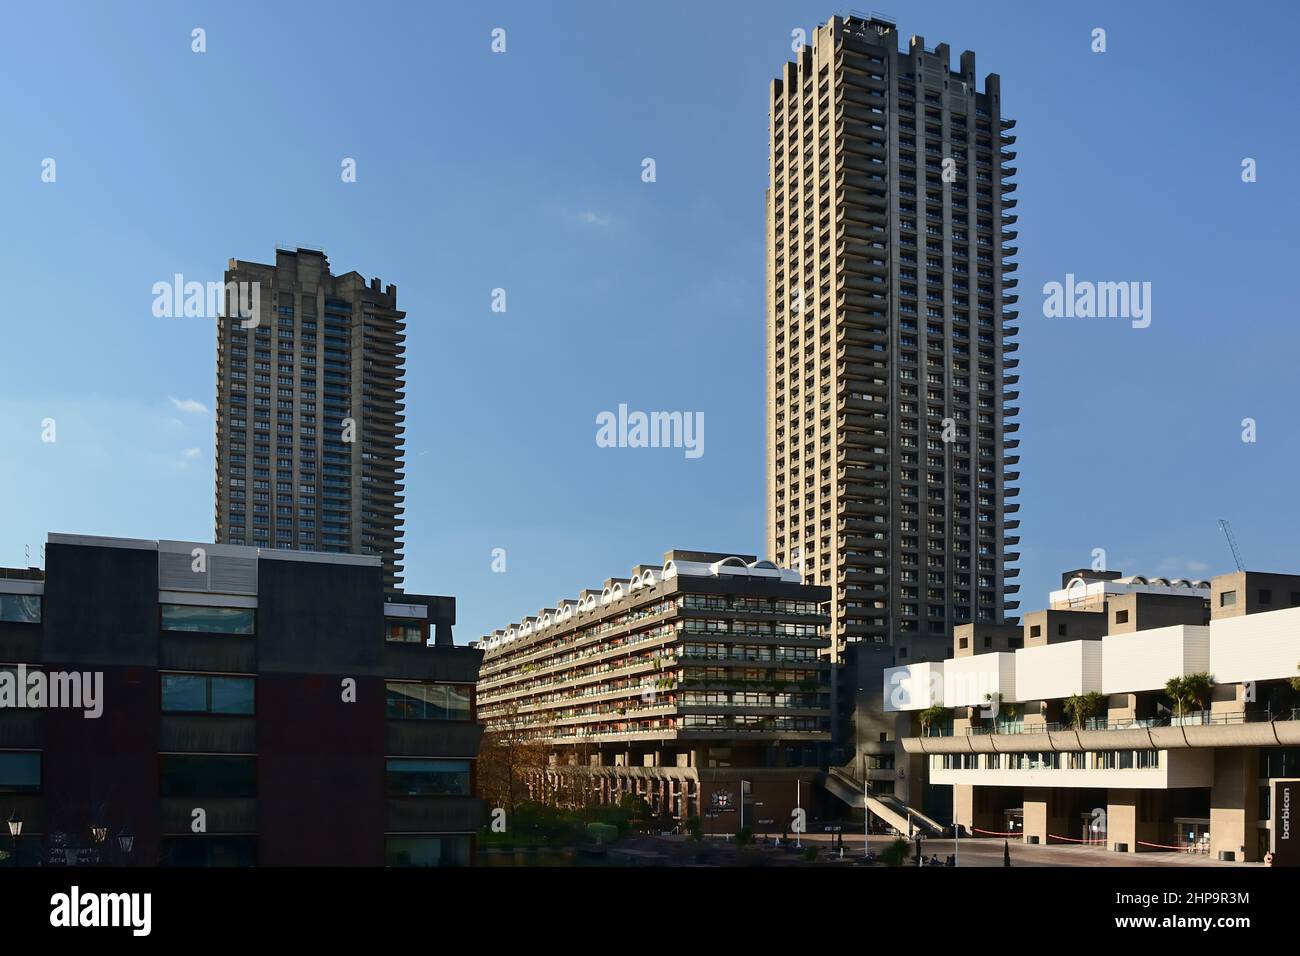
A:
1173;818;1210;854
1079;811;1106;846
1002;808;1024;837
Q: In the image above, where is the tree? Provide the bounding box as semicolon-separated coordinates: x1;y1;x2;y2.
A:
1062;691;1107;730
918;705;949;737
552;740;599;811
1291;663;1300;694
1165;672;1214;718
984;692;1018;722
477;699;550;820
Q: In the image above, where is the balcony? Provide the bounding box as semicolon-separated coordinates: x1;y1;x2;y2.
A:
903;708;1300;756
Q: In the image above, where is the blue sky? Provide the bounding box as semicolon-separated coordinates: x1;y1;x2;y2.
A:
2;0;1297;643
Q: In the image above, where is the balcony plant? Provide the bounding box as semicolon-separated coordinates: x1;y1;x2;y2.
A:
1164;672;1214;723
917;705;949;736
983;692;1018;722
1062;691;1106;730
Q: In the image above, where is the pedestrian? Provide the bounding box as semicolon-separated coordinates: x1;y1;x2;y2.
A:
1003;840;1011;867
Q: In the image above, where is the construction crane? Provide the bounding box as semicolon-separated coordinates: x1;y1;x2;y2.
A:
1218;519;1244;572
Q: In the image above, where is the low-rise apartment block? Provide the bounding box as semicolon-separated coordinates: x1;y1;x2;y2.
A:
884;568;1300;861
475;551;833;833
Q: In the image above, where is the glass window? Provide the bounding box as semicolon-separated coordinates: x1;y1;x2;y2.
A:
161;604;255;635
161;675;207;712
160;836;257;867
0;594;41;624
385;621;424;644
385;835;471;867
0;752;40;792
161;674;254;715
160;756;256;797
210;677;255;714
385;682;471;721
385;759;471;796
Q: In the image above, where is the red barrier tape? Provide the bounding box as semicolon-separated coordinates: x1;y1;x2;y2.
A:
1136;840;1199;852
1047;833;1106;844
971;827;1024;837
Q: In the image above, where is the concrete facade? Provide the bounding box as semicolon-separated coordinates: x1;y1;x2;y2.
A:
214;248;408;592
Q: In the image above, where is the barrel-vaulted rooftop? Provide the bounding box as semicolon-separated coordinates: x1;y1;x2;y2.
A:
477;550;804;657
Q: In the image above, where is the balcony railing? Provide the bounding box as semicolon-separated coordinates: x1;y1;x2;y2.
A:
923;708;1297;737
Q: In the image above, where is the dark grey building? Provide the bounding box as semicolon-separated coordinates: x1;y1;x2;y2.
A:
214;248;408;592
0;533;482;867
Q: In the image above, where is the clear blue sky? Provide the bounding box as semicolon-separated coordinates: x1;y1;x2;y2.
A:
2;0;1297;643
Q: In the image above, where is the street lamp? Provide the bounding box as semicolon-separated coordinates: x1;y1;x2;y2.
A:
91;822;108;866
115;826;135;858
6;811;22;867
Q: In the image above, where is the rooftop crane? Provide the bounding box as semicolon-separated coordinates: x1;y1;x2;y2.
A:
1218;519;1244;572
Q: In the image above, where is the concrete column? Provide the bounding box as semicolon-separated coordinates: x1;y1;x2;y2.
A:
952;784;1008;835
1210;748;1260;862
1107;788;1158;853
1022;789;1070;846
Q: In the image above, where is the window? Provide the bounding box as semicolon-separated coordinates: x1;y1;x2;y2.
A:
1258;589;1273;605
1115;610;1129;624
385;682;471;721
385;835;471;867
983;635;992;648
0;594;40;624
385;759;471;796
161;604;255;635
959;637;968;649
161;674;255;715
1057;623;1067;637
160;756;256;797
1220;591;1237;608
1029;624;1041;638
385;621;425;644
0;752;40;792
160;836;257;867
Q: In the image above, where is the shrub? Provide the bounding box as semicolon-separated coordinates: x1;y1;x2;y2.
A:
880;837;910;867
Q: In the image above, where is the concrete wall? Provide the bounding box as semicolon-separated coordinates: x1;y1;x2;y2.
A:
1210;604;1300;684
1022;608;1106;648
1101;625;1210;694
944;652;1015;708
1106;592;1207;634
1015;640;1103;701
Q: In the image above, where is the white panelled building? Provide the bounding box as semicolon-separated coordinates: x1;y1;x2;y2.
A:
883;567;1300;861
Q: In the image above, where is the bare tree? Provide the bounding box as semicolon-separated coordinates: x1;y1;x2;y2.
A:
477;699;550;819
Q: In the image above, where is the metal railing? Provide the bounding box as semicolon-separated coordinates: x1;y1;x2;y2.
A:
921;708;1296;737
